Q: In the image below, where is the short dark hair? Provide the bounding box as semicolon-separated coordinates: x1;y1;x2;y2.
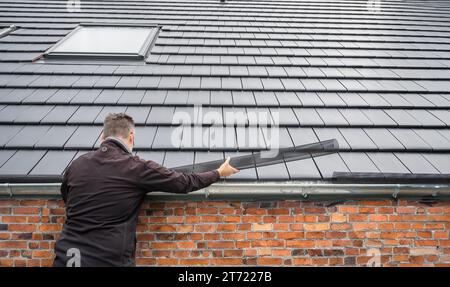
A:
103;113;135;139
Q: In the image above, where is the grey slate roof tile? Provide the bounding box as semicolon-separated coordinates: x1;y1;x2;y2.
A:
295;92;324;107
0;126;22;147
94;106;127;124
414;129;450;150
340;152;380;173
134;126;158;149
94;90;124;104
364;128;405;150
5;125;50;148
65;126;102;149
0;150;46;175
141;90;167;105
339;128;377;150
118;90;145;105
30;151;77;175
367;152;410;174
388;129;432;150
257;162;290;180
294;108;324;126
41;105;78;124
0;150;15;168
313;153;350;179
152;126;182;150
147;106;176;125
286;157;322;179
394;153;439;174
275;92;301;107
316;108;349;126
125;106;151;125
70;89;102;104
35;125;77;148
422;153;450;174
68;106;103;124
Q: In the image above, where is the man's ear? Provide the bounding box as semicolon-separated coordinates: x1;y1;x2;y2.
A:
100;131;105;142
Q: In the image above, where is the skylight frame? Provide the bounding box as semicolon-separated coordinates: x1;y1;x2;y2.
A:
44;23;160;61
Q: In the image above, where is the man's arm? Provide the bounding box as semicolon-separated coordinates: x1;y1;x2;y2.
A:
137;157;238;194
60;170;69;203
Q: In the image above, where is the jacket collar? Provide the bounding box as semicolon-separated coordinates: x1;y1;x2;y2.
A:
101;137;132;155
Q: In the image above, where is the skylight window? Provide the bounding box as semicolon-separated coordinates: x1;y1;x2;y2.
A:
44;23;159;60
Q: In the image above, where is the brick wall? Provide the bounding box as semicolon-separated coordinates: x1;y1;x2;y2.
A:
0;198;449;267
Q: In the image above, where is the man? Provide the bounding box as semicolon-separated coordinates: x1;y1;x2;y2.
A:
53;113;239;267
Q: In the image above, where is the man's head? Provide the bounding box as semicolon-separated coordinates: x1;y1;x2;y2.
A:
101;113;135;152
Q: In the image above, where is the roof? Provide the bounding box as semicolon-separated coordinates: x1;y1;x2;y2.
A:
0;0;449;184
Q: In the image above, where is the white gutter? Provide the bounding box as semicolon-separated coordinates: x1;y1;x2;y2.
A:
0;182;449;201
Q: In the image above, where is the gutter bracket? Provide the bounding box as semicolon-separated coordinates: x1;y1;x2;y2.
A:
392;185;400;199
7;183;13;198
302;187;311;199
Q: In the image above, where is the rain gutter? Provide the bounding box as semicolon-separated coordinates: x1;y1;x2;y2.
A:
0;182;449;201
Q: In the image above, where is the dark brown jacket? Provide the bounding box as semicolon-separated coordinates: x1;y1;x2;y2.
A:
53;138;219;267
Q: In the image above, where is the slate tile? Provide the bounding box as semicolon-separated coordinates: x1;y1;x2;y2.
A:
316;108;349;126
384;109;421;126
0;150;46;175
358;93;390;107
241;77;263;90
221;77;242;90
94;76;121;89
147;106;176;125
141;90;167;105
340;109;373;126
388;129;432;150
232;91;256;106
70;89;101;104
46;89;79;104
275;92;301;106
113;90;143;105
6;125;51;148
294;108;324;126
0;125;23;147
187;91;210;105
210;91;233;106
339;128;377;150
14;105;53;123
316;92;346;106
295;92;324;107
340;152;380;173
134;126;158;149
0;150;15;167
65;126;102;149
286;157;322;179
41;105;78;124
179;77;201;89
30;150;77;175
313;153;350;179
257;162;290;180
364;128;404;150
367;152;410;174
35;125;77;148
152;126;183;150
422;153;450;174
314;127;350;150
164;90;189;105
394;153;439;174
68;106;103;124
136;76;161;89
94;90;124;104
414;129;450;150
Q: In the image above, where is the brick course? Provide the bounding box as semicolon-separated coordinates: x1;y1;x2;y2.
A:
0;198;449;267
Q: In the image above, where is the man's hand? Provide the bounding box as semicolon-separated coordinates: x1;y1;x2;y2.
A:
217;157;239;177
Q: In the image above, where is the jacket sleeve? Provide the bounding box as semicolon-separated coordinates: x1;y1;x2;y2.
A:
135;159;220;194
60;169;69;203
